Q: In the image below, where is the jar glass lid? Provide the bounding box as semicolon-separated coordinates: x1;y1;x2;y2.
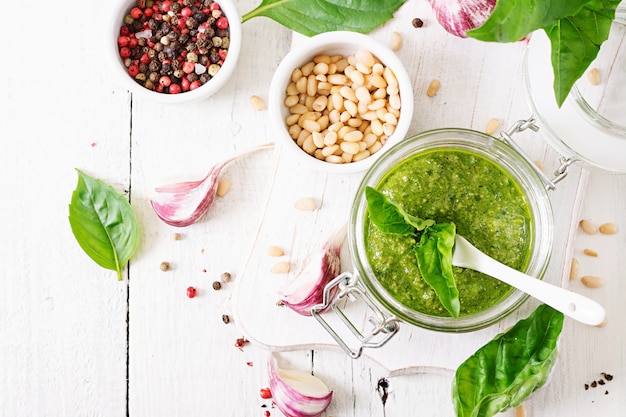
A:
524;9;626;173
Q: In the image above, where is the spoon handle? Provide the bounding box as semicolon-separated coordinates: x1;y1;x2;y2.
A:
460;243;606;326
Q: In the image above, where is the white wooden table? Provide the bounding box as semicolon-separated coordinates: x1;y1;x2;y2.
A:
1;0;624;416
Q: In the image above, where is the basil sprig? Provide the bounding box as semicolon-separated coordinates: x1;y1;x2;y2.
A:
68;169;139;281
453;304;564;417
467;0;621;107
242;0;406;37
365;186;460;318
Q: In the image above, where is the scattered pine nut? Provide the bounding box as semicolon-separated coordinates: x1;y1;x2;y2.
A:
390;31;402;51
426;79;440;97
217;177;231;197
569;258;579;280
268;246;285;257
583;248;598;257
172;232;182;240
485;118;500;135
599;222;617;235
579;219;598;234
581;275;604;288
294;197;317;211
250;95;266;111
515;404;527;417
587;68;601;85
271;261;291;274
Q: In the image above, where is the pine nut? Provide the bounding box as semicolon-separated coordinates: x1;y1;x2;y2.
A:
324;131;338;146
313;62;329;75
515;405;527;417
383;67;398;88
587;68;601;85
216;177;231;197
302;119;321;133
291;68;303;82
301;61;315;76
294;197;317;211
340;141;360;154
344;100;358;117
314;54;332;64
485;118;500;135
599;222;617;234
322;144;340;156
581;276;604;288
427;79;441;97
569;257;579;280
325;154;343;163
284;95;299;107
270;261;291;274
312;96;328;112
344;130;364;142
579;219;597;234
356;49;376;67
583;248;598;257
302;136;317;154
250;95;266;111
390;31;402;51
267;246;285;257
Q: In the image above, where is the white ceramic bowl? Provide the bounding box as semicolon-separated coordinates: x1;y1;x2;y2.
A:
268;31;414;174
109;0;241;103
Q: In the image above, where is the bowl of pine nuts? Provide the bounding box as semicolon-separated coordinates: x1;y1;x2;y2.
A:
268;31;414;174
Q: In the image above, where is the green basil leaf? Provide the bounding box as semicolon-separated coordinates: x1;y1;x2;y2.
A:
467;0;620;107
452;304;564;417
414;222;459;318
467;0;587;43
546;0;620;106
365;186;434;235
241;0;407;36
68;169;139;281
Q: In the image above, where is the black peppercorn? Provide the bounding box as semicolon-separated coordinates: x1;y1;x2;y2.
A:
212;281;222;291
412;17;424;28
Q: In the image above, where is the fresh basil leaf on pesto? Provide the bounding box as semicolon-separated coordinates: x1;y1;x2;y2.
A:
365;186;434;234
365;186;459;316
414;222;460;318
453;304;564;417
68;169;139;281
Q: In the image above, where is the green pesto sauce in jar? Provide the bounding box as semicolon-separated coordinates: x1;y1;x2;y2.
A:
365;148;533;317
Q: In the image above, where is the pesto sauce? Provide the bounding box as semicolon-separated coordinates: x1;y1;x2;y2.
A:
365;149;533;317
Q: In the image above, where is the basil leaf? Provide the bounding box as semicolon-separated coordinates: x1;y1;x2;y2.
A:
546;0;620;106
414;222;459;318
365;186;434;235
68;169;139;281
241;0;406;36
467;0;619;107
452;304;564;417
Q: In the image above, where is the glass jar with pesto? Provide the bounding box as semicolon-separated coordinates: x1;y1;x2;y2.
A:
346;128;554;334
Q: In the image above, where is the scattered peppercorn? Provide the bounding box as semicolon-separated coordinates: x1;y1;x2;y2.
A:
412;17;424;28
116;0;231;94
260;387;272;399
264;411;270;417
220;271;232;282
160;261;170;271
377;378;389;406
186;286;197;298
222;314;230;324
212;280;222;290
234;337;249;350
602;372;613;381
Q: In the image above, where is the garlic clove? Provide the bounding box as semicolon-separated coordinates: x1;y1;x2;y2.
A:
268;355;333;417
279;225;346;315
426;0;496;38
150;143;274;227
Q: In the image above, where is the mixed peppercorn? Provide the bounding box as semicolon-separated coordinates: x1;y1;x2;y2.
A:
117;0;230;94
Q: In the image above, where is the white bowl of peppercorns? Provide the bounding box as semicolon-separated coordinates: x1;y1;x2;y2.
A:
268;31;414;174
111;0;241;103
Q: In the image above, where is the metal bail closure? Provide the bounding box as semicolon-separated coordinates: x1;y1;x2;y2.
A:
311;272;400;359
498;117;577;190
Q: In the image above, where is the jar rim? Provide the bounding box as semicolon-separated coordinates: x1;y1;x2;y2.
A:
349;128;554;332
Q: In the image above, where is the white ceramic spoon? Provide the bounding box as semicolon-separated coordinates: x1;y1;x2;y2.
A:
452;235;606;326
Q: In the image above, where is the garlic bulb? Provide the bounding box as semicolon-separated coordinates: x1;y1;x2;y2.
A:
426;0;496;38
268;355;333;417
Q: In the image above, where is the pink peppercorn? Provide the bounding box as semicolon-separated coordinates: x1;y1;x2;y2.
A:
117;36;129;47
218;49;227;60
128;65;139;76
186;286;197;298
180;6;192;17
119;47;131;58
130;7;143;19
209;2;220;11
144;7;153;17
139;53;151;64
182;61;195;74
169;84;182;94
189;80;202;90
159;76;171;87
216;16;229;29
259;388;272;399
181;78;190;91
